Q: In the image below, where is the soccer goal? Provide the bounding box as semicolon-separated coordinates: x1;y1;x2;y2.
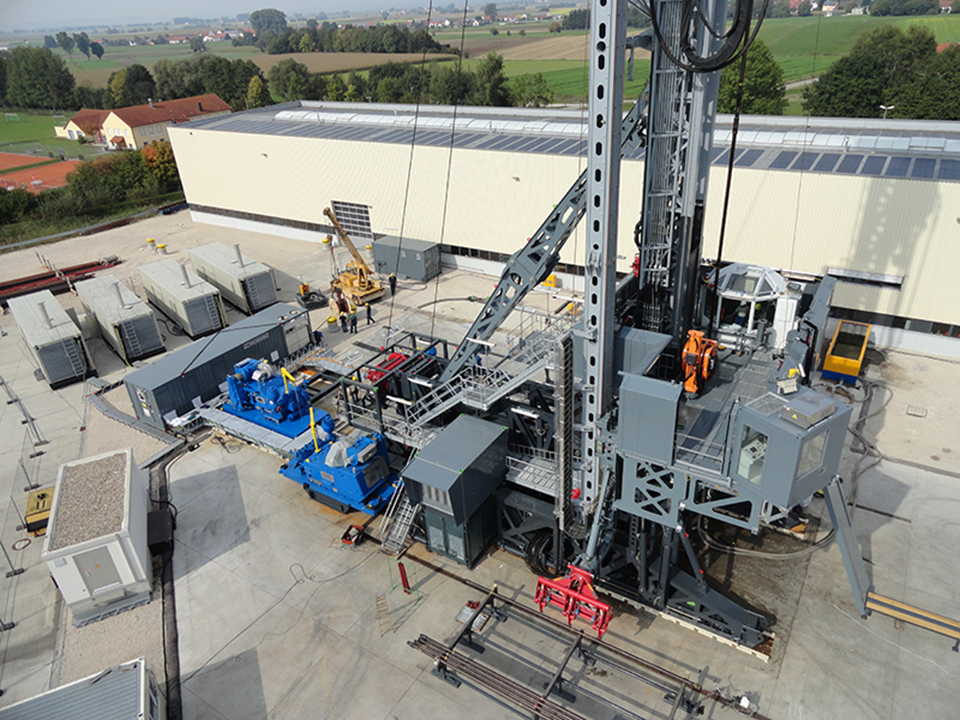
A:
4;113;20;123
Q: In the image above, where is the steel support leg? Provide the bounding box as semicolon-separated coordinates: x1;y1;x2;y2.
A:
824;478;871;617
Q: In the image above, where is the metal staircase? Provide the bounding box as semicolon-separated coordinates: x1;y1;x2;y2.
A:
203;293;221;330
379;482;418;556
402;310;578;431
119;321;141;362
62;338;86;376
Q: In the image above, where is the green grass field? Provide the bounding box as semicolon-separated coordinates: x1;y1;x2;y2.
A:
0;113;105;157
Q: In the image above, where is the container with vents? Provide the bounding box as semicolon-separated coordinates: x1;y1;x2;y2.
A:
75;275;164;364
7;290;95;388
139;258;226;338
188;242;277;314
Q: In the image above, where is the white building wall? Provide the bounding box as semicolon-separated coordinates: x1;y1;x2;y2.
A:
170;123;960;328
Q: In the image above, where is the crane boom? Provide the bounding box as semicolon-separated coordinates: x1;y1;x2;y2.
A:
437;95;648;384
324;206;384;305
324;207;375;282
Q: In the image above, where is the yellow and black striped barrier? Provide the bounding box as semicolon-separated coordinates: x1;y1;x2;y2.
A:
866;592;960;651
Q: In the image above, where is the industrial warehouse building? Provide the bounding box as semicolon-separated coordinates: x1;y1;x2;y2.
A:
168;102;960;355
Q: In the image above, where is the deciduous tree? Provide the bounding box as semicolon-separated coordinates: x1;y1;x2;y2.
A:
91;42;104;60
802;25;936;117
473;52;511;106
141;140;180;191
511;73;554;108
73;32;91;60
108;64;156;107
718;40;787;115
5;47;75;109
55;31;75;59
246;76;272;108
250;8;288;35
267;58;310;101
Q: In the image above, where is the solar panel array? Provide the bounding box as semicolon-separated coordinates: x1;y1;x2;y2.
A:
192;109;960;183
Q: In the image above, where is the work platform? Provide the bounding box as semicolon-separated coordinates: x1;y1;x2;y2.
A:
675;347;773;473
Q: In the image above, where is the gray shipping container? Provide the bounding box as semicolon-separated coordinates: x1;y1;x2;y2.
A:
7;290;95;388
124;303;312;430
75;276;164;364
139;259;226;338
188;243;277;314
371;236;440;282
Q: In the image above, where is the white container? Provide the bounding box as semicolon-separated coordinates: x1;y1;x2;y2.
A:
41;448;152;626
7;290;95;387
188;242;277;314
139;258;226;338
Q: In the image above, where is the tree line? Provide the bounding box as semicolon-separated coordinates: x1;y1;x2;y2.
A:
44;32;105;60
266;53;554;108
803;26;960;119
0;140;181;237
233;8;451;56
0;47;270;112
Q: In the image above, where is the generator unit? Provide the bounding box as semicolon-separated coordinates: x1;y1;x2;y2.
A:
280;426;397;515
223;358;312;436
372;236;440;282
7;290;95;388
402;415;507;567
138;258;226;338
41;448;151;626
124;304;312;430
188;242;277;314
75;275;164;364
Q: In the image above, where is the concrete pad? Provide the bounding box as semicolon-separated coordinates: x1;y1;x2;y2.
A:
174;541;287;675
264;640;417;719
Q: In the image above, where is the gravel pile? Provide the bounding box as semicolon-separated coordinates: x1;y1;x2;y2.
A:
49;451;127;551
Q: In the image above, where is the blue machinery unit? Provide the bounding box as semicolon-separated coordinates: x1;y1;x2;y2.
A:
222;358;396;514
224;358;311;436
280;432;396;515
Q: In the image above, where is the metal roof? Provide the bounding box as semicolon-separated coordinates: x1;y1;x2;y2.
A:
7;290;81;346
184;101;960;183
124;303;305;390
139;258;219;302
74;275;155;326
189;242;272;281
0;657;145;720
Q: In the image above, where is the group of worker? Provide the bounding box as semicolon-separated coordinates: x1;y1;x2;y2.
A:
338;302;376;334
334;274;398;333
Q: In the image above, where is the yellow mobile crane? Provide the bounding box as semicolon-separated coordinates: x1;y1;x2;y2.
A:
323;206;385;308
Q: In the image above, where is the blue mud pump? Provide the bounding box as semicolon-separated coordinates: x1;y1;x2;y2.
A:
280;418;397;515
223;359;312;437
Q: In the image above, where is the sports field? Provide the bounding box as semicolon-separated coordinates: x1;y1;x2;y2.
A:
0;160;82;193
0;152;41;172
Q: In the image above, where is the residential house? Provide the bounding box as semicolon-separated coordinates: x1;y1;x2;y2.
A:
58;108;110;143
56;94;231;150
941;0;953;13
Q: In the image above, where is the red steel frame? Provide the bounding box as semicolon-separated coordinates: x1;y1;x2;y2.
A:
535;564;612;638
